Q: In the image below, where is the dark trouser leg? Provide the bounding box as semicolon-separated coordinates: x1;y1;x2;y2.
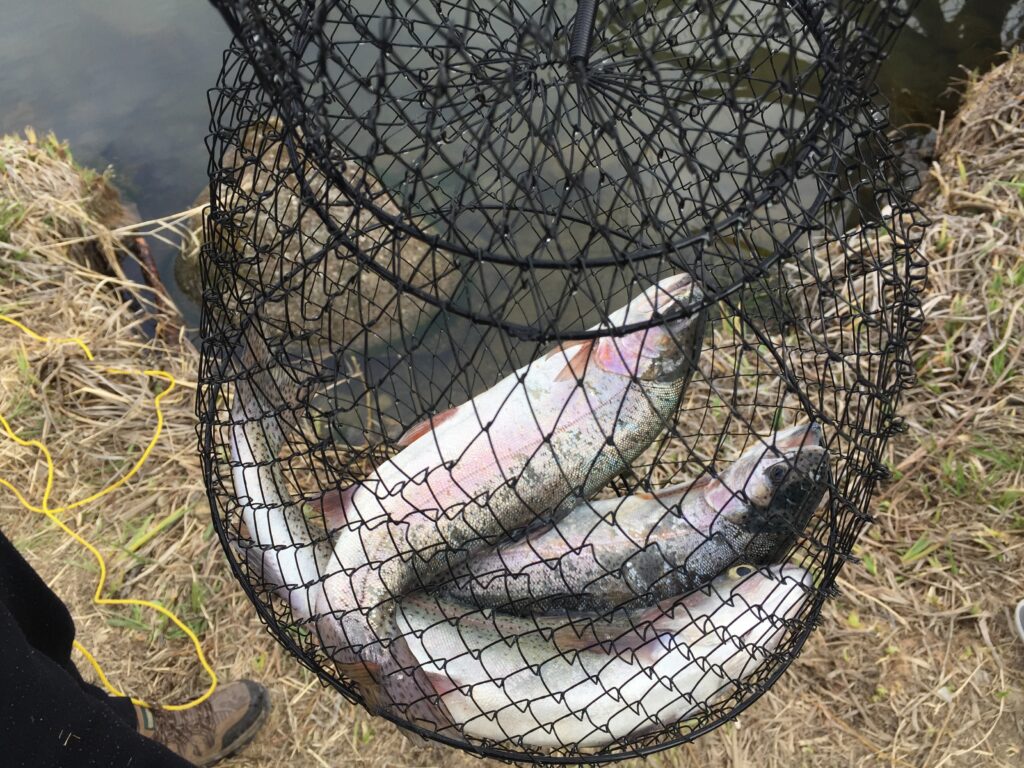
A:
60;652;144;728
0;528;191;767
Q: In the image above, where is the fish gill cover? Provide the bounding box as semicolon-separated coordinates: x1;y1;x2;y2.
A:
197;0;927;761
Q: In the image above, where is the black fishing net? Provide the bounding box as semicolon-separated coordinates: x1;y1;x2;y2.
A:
197;0;926;761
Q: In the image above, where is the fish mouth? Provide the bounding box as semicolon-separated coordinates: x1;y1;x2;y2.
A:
653;273;697;307
594;273;705;379
739;446;829;544
613;273;700;327
650;274;702;326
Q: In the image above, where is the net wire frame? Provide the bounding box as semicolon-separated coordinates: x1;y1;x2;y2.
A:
197;0;927;761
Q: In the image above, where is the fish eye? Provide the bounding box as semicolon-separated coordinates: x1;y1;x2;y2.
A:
768;464;788;483
728;564;755;579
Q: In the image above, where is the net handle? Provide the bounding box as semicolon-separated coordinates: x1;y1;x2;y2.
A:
569;0;597;64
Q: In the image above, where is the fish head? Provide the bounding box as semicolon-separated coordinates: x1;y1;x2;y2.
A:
704;426;829;563
592;273;705;383
706;423;826;511
750;450;832;567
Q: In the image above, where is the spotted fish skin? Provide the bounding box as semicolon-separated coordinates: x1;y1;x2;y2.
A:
437;424;827;615
228;342;456;730
396;565;812;749
229;275;705;726
322;274;707;651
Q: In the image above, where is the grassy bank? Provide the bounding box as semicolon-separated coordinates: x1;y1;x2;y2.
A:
1;53;1023;768
665;54;1024;768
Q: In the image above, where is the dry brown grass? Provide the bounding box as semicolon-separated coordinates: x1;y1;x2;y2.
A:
654;54;1024;768
2;52;1023;768
0;129;459;768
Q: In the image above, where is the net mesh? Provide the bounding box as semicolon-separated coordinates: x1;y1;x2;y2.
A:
197;0;926;760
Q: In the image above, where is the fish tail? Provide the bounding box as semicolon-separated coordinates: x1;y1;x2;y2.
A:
331;635;457;739
381;635;460;736
228;328;327;621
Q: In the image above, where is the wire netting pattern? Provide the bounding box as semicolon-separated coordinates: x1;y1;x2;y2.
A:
198;0;926;761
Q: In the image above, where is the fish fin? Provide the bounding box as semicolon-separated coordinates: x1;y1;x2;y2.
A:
637;475;712;502
553;339;596;382
230;535;264;583
423;668;457;697
317;488;347;527
543;338;587;362
704;477;740;512
339;660;385;713
773;422;818;451
549;621;624;654
549;625;595;652
388;637;460;732
396;405;460;447
690;473;716;491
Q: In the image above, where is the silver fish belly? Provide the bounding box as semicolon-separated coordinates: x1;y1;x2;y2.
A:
227;275;707;729
227;344;457;729
323;274;707;649
438;423;827;615
396;564;812;749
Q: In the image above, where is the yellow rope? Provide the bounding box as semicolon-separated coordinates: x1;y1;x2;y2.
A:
4;367;171;516
0;314;217;711
0;313;94;361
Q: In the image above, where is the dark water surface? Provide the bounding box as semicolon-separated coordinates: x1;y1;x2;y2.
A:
879;0;1024;125
0;1;1021;324
0;0;227;315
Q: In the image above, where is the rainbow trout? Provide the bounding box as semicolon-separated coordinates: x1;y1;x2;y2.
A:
438;423;827;615
395;564;812;749
229;365;454;730
320;274;706;652
229;273;705;725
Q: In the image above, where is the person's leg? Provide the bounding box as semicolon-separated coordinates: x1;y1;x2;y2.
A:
0;599;193;768
0;528;142;727
59;656;140;727
0;527;270;766
57;647;271;766
0;528;79;668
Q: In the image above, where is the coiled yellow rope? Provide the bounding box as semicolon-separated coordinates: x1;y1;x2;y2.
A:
0;313;216;711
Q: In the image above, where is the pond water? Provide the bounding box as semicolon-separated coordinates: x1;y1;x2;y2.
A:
0;0;1021;326
879;0;1024;125
0;0;227;317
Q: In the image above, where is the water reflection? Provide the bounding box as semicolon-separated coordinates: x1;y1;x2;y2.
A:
0;0;227;319
0;0;1020;325
881;0;1024;125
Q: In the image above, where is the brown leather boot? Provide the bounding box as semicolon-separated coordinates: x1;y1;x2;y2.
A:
135;680;270;766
